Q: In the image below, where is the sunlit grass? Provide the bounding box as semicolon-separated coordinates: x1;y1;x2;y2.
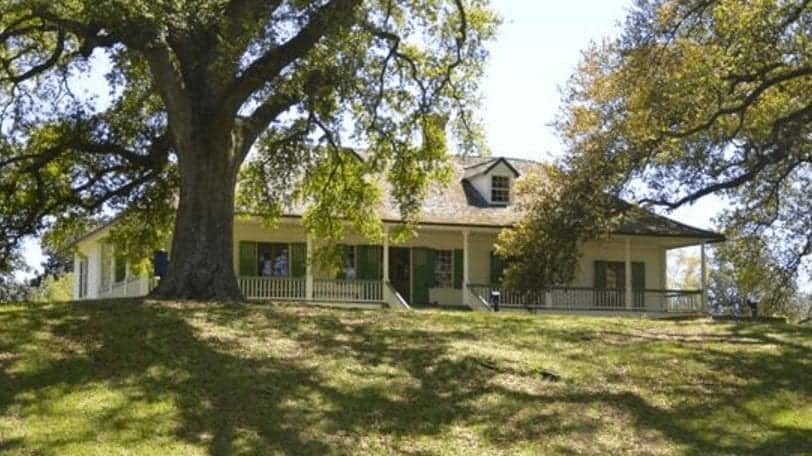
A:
1;300;810;455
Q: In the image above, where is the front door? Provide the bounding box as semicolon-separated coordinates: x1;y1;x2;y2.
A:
389;247;411;304
412;248;435;306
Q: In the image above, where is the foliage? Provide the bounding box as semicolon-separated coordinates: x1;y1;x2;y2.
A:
0;0;499;297
1;300;810;454
508;0;811;290
708;235;798;317
495;165;624;291
29;272;73;302
667;249;701;290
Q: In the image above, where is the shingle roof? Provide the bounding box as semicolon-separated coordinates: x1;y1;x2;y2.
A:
372;155;723;240
74;155;724;245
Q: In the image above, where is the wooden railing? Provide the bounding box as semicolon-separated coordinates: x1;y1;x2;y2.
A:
238;277;306;300
313;279;383;303
467;284;703;313
99;276;157;299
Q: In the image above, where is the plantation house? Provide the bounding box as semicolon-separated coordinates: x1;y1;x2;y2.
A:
71;156;723;314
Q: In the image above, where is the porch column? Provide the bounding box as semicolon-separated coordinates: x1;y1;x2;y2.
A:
463;229;470;306
624;237;632;309
109;245;115;294
305;234;314;300
700;241;707;310
383;227;390;283
462;230;470;286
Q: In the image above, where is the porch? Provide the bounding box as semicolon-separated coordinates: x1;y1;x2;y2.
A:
84;218;715;316
229;220;713;315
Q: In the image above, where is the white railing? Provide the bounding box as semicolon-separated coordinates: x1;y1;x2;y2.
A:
313;279;383;302
467;284;703;314
238;277;306;300
99;276;156;299
384;282;410;309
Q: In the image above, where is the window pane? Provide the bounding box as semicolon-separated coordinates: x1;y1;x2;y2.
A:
114;256;126;283
491;176;510;203
258;243;290;277
434;250;453;288
342;246;356;280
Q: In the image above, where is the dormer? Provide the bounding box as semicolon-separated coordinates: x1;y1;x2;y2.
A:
462;157;520;206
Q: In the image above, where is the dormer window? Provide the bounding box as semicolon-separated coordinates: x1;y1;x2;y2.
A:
491;175;510;204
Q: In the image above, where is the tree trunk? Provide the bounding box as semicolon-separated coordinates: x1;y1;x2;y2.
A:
151;139;243;301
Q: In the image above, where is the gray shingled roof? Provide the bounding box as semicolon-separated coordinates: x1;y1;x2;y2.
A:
371;155;723;240
74;155;723;245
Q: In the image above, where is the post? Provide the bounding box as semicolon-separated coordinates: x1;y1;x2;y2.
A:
109;245;115;294
624;236;632;309
383;227;390;284
462;230;470;308
305;234;314;300
700;241;707;311
73;253;81;300
462;230;470;286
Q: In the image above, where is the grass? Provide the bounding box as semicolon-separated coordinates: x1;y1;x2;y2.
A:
0;300;810;455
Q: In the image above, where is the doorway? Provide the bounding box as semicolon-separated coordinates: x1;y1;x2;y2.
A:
389;247;411;304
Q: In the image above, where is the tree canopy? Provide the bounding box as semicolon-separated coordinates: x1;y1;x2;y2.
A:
0;0;498;298
499;0;811;290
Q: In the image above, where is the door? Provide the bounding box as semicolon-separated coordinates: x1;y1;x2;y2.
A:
389;247;411;304
412;248;435;306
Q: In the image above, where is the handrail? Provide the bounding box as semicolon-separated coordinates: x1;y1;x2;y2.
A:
384;282;410;309
313;279;383;302
466;284;704;313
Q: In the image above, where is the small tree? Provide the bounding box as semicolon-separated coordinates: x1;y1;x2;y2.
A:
503;0;811;289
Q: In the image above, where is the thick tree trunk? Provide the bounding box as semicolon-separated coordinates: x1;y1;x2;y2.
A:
151;139;243;301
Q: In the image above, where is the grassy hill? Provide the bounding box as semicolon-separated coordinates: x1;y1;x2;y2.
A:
0;301;810;455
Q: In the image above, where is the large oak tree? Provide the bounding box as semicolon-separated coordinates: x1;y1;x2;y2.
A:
0;0;497;299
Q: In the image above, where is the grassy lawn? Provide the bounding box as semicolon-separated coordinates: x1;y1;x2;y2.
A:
0;301;810;455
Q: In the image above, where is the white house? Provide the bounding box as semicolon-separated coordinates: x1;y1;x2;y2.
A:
71;156;723;315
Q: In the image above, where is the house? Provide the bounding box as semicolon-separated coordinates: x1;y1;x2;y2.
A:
70;156;723;314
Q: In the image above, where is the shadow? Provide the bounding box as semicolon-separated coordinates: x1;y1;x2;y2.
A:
0;301;810;454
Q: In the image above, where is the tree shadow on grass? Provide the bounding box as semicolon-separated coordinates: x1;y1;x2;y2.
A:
0;301;810;454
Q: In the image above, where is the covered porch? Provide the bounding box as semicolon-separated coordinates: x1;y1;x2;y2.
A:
233;219;717;315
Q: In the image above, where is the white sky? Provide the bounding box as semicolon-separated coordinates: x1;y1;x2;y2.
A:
15;0;807;290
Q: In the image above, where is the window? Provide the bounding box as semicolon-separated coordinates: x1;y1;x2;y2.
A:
434;250;453;288
605;262;625;289
338;245;356;280
114;256;126;283
78;257;88;299
491;175;510;204
258;243;289;277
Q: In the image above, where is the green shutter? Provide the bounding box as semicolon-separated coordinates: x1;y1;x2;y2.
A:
594;261;607;289
290;243;307;278
632;262;645;290
412;248;435;304
490;251;505;285
453;249;463;289
335;244;349;279
239;241;258;277
357;245;382;280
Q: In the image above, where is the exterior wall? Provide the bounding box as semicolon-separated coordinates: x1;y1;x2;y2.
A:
74;239;102;299
575;238;667;289
74;217;670;304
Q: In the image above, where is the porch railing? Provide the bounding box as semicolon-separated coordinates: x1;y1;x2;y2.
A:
239;277;306;300
313;279;383;302
467;284;703;313
98;276;157;299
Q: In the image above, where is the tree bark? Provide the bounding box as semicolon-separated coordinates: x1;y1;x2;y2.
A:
151;137;243;301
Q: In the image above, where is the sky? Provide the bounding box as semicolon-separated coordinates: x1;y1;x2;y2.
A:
479;0;721;231
14;0;802;289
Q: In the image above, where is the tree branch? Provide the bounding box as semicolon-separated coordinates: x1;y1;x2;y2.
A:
221;0;361;116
